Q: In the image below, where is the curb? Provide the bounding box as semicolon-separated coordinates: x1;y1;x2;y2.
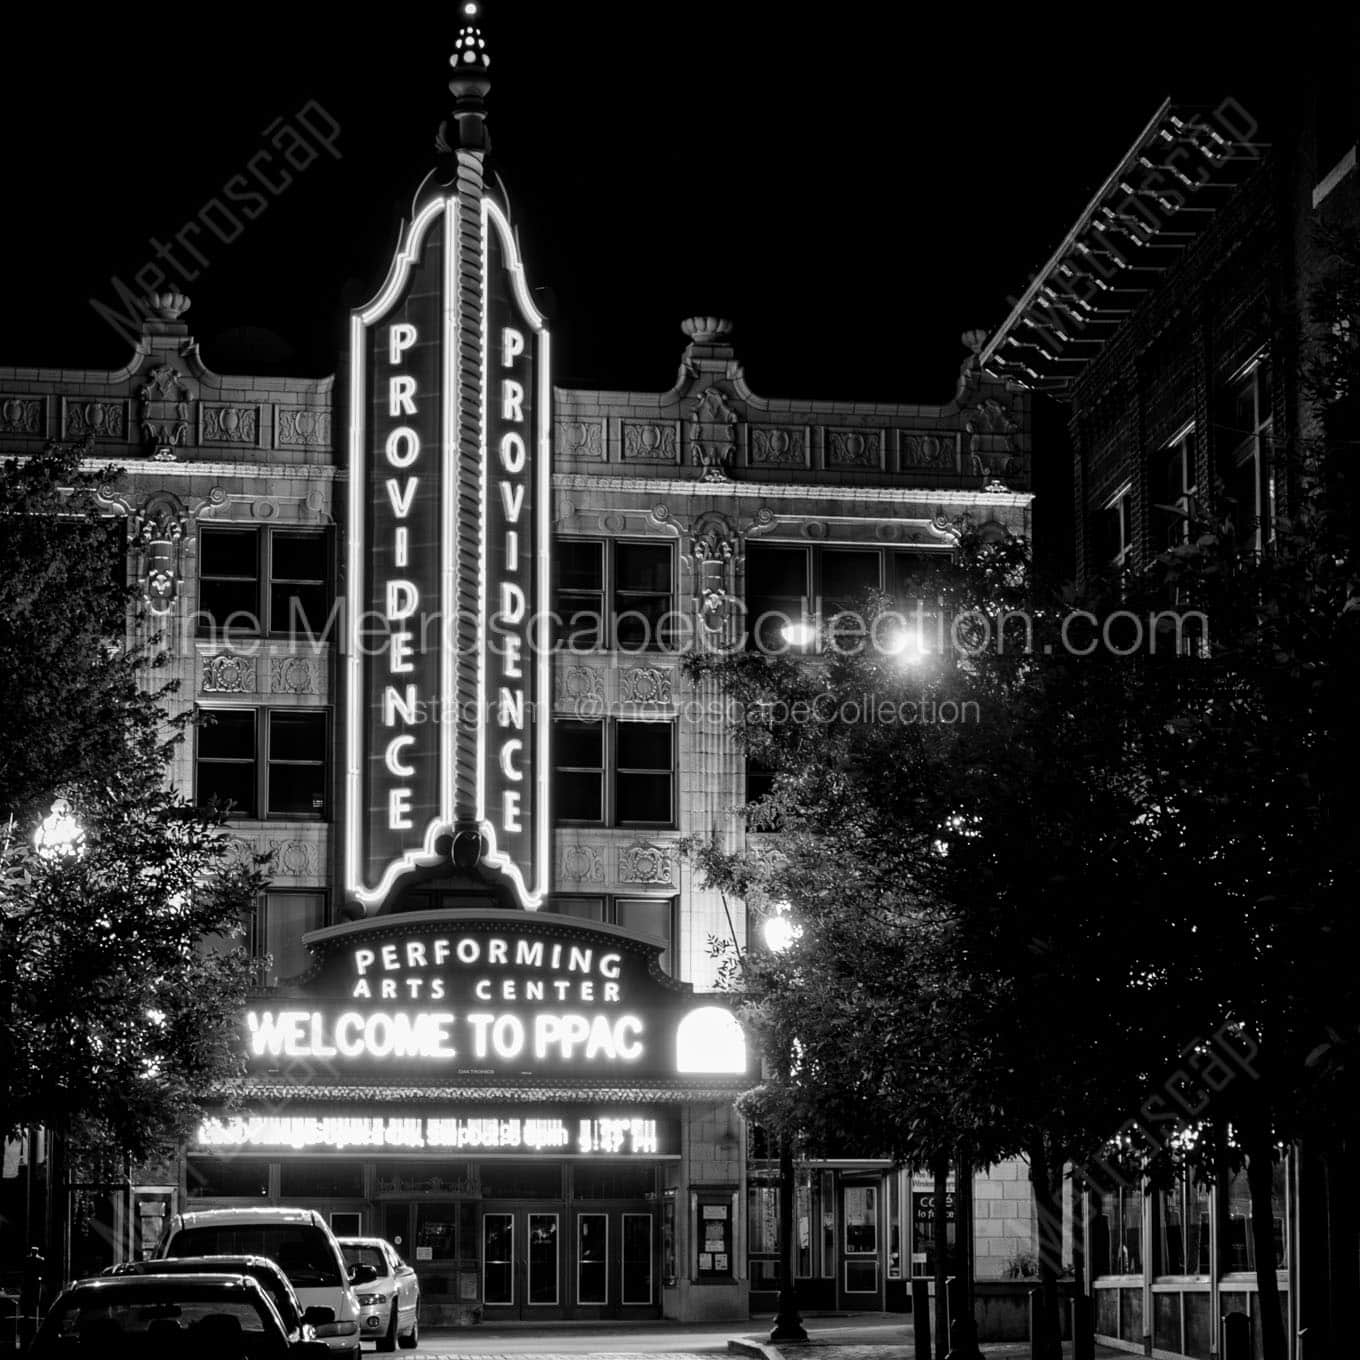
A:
728;1339;783;1360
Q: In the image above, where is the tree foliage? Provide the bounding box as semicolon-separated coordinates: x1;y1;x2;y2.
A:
0;442;265;1167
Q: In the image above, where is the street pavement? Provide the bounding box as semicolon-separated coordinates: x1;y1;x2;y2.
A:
380;1314;1126;1359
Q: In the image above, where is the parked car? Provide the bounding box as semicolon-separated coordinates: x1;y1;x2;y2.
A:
105;1254;322;1342
158;1208;372;1360
29;1271;331;1358
336;1238;419;1352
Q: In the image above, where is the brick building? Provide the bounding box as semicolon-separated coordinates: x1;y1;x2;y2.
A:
981;61;1360;1360
0;11;1041;1327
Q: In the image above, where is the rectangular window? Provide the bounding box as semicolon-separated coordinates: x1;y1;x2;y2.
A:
1219;355;1274;553
552;719;674;827
1093;487;1132;574
745;545;810;652
553;720;604;822
253;891;327;987
552;540;674;652
196;708;329;822
197;527;330;637
546;896;677;976
196;709;258;817
1153;426;1198;551
615;720;673;825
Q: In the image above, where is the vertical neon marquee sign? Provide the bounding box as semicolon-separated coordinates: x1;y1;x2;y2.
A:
345;191;550;911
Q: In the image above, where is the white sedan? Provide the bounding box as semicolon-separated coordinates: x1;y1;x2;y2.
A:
338;1237;419;1352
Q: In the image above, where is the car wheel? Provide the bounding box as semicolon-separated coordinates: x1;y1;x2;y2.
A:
376;1303;398;1353
398;1314;419;1350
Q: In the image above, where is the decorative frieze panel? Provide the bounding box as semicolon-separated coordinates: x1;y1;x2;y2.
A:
749;426;808;468
0;396;45;437
687;386;738;482
557;843;607;884
269;839;318;879
202;653;258;694
556;418;605;461
617;666;674;705
63;399;128;442
269;656;320;695
826;427;883;470
620;420;679;465
618;840;676;887
554;664;606;715
274;406;331;450
899;431;959;472
139;365;193;452
200;403;261;447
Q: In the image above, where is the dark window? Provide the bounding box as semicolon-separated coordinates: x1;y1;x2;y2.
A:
616;721;673;825
553;720;604;822
185;1156;270;1199
1153;428;1197;551
614;543;673;650
552;540;674;651
1217;358;1273;553
270;531;329;635
279;1161;364;1199
196;708;329;822
745;545;810;652
197;527;330;637
1092;491;1131;573
199;528;260;632
547;895;606;923
745;756;777;807
820;549;880;610
554;540;604;649
267;711;328;817
197;710;258;817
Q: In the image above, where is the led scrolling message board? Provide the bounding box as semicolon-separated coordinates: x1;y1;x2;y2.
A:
345;195;550;910
244;911;750;1083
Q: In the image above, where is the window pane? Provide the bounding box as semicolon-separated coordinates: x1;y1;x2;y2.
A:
198;710;256;760
271;582;327;636
200;579;262;631
747;546;807;599
554;771;603;822
548;897;606;923
555;540;604;592
263;891;326;985
200;528;258;578
617;721;671;771
269;766;326;818
616;772;670;824
578;1215;608;1305
198;762;256;817
269;710;327;763
615;898;672;973
613;595;670;651
555;720;603;769
621;1214;652;1305
616;544;671;594
271;531;327;583
821;550;880;605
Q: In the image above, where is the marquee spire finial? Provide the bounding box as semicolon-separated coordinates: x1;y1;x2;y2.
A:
437;1;491;155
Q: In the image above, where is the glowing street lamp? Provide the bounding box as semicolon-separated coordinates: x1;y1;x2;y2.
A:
780;619;817;649
763;902;803;954
33;799;84;860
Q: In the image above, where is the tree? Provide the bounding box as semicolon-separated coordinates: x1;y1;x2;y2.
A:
0;441;264;1185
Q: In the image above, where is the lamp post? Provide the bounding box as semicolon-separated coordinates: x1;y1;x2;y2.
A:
763;905;808;1344
32;798;85;1298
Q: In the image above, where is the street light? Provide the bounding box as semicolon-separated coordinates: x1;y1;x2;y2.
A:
33;798;84;859
762;900;808;1343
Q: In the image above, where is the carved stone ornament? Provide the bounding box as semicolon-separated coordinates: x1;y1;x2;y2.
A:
554;664;606;715
689;510;738;633
689;386;738;482
618;666;674;705
618;840;676;886
202;653;258;694
129;494;188;615
558;844;606;883
270;840;316;878
0;396;44;437
964;398;1022;487
270;656;318;695
138;365;192;453
621;421;678;464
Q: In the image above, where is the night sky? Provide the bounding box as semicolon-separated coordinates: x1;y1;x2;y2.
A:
0;6;1296;404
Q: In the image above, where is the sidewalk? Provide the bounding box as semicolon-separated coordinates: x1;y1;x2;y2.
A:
727;1316;1125;1360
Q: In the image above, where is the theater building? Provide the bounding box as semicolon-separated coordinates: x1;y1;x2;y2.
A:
0;14;1036;1322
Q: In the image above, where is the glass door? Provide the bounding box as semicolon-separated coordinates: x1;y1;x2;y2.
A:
839;1181;882;1308
481;1206;564;1319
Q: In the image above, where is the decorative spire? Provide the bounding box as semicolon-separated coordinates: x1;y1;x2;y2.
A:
436;1;491;155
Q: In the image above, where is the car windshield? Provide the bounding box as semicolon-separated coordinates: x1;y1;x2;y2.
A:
167;1227;342;1287
37;1289;284;1357
340;1245;388;1277
154;1259;300;1327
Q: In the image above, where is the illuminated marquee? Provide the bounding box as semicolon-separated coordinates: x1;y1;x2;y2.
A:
244;911;750;1083
345;194;550;910
196;1108;680;1157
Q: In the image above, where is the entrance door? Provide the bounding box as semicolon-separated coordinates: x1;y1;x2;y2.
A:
839;1180;883;1309
573;1209;655;1315
481;1206;564;1319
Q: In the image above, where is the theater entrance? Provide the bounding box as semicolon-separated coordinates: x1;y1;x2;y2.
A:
480;1204;567;1318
